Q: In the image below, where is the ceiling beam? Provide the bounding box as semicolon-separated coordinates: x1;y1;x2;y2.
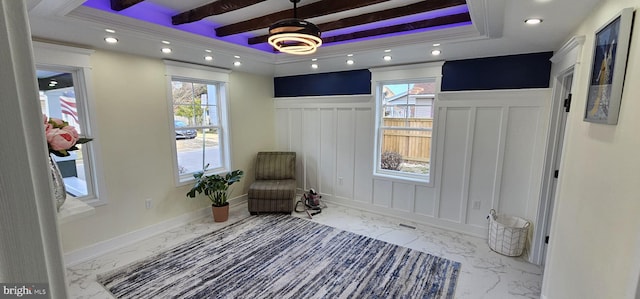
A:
110;0;145;11
322;12;471;44
172;0;268;25
215;0;391;37
248;0;466;45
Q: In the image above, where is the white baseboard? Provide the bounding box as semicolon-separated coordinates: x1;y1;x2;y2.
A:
64;194;248;267
323;196;488;239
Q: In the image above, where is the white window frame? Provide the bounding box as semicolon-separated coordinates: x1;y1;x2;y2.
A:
164;61;232;185
370;62;443;185
33;42;107;206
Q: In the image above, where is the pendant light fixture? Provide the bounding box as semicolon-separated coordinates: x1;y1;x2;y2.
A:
268;0;322;55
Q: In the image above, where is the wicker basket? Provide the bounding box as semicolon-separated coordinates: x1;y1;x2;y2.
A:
487;209;530;257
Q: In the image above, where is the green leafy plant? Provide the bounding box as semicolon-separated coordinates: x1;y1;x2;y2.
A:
186;166;244;207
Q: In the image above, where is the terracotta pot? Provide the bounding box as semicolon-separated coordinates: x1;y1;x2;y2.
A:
211;204;229;222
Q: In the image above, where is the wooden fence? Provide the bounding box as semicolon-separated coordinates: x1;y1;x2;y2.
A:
382;118;432;163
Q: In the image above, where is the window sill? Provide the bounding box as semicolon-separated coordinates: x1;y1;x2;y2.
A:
57;196;96;224
373;172;432;187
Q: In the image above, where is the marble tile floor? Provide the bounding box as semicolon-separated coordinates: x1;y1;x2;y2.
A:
66;203;543;299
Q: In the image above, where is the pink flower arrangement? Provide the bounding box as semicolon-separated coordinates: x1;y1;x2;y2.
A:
44;114;92;157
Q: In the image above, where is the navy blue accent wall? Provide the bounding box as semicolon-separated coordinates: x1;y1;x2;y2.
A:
274;69;371;97
273;52;553;97
441;52;553;91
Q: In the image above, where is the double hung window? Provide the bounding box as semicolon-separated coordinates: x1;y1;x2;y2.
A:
371;63;443;184
34;42;103;204
376;81;435;180
165;61;231;183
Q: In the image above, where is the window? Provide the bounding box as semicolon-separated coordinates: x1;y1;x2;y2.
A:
377;81;435;179
371;63;443;183
165;61;231;183
34;42;104;204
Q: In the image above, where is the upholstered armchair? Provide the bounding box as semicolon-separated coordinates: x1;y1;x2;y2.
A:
247;152;297;214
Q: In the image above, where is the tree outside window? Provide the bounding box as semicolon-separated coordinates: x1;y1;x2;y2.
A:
171;79;227;181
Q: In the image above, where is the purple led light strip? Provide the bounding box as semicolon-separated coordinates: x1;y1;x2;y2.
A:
83;0;470;53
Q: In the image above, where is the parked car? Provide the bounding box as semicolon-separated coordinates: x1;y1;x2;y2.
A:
175;120;197;139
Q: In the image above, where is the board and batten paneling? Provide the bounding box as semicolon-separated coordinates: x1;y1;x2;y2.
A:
274;89;549;240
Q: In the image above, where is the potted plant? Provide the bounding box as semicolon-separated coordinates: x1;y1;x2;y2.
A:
186;166;243;222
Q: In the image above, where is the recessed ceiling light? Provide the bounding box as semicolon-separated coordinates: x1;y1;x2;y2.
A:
234;55;240;59
347;54;354;57
49;80;57;85
105;29;116;33
205;49;212;53
162;40;171;44
346;59;355;65
233;61;242;67
383;55;392;61
311;58;318;61
431;49;441;56
384;49;391;53
161;47;172;54
104;37;118;44
525;18;543;25
311;63;318;69
204;55;213;61
433;43;441;47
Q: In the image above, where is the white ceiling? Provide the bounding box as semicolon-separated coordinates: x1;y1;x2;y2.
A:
26;0;602;77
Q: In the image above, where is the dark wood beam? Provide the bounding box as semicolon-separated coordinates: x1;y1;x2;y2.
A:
110;0;145;11
215;0;391;37
248;0;466;45
172;0;268;25
321;12;471;44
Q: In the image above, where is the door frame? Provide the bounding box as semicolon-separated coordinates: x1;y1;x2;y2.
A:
537;68;573;265
531;36;585;265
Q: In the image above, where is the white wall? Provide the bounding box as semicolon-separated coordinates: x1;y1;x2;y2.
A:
274;88;549;242
542;0;640;298
60;50;275;253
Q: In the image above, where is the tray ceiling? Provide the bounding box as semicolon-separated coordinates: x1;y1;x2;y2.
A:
27;0;603;76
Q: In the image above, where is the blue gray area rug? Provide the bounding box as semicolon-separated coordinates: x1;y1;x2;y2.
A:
98;215;460;298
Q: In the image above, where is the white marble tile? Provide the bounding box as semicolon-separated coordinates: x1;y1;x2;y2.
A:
66;203;542;298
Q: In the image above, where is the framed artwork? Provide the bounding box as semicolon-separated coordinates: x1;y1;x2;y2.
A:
584;8;635;124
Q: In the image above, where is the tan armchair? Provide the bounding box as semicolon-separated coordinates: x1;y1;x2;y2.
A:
247;152;297;214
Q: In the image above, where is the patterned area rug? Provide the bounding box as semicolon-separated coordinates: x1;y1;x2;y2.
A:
98;215;460;298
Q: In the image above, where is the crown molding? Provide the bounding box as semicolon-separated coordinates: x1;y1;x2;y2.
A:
550;35;586;63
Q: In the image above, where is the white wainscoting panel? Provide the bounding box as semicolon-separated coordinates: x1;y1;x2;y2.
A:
336;108;356;200
289;109;304;189
392;182;415;212
467;107;502;228
438;108;472;223
354;108;374;204
415;185;436;217
319;109;336;196
500;107;543;218
373;179;393;208
274;90;549;239
303;109;320;191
